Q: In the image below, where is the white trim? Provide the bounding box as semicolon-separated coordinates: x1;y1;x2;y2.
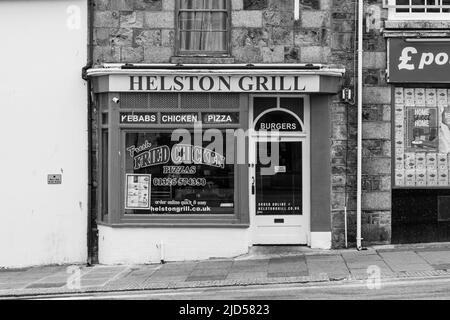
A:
87;64;345;77
248;94;311;246
310;232;332;249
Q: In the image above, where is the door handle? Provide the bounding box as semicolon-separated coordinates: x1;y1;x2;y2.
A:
251;176;255;195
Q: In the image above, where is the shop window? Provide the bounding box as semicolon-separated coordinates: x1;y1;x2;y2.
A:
124;131;235;215
393;87;450;188
384;0;450;20
176;0;230;55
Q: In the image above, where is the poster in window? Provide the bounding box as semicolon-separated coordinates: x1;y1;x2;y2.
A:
125;174;151;210
405;106;438;152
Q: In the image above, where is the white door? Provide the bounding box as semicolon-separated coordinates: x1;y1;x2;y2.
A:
250;135;310;245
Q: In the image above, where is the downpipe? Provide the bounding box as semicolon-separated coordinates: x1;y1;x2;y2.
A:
356;0;364;251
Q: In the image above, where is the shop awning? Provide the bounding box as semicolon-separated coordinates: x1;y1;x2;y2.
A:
87;63;345;94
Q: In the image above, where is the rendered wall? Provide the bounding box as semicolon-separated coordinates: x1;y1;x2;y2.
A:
98;225;250;264
0;0;88;267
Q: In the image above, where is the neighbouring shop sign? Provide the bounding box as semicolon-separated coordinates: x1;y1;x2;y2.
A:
106;74;321;92
388;38;450;83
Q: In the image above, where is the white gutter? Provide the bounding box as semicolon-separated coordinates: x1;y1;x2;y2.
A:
356;0;364;250
87;65;345;78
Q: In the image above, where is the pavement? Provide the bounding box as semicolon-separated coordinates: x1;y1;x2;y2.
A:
3;243;450;298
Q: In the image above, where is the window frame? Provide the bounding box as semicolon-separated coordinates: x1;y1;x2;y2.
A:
175;0;231;57
385;0;450;20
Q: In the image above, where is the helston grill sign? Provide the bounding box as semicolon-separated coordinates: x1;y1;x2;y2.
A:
388;38;450;83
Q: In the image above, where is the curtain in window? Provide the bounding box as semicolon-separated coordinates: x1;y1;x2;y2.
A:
179;0;227;52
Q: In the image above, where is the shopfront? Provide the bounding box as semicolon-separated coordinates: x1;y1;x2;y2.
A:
88;65;343;264
388;39;450;243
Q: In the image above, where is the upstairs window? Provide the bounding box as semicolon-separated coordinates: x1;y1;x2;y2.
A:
176;0;230;55
384;0;450;20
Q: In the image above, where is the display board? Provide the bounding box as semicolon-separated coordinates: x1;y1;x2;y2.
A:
394;87;450;187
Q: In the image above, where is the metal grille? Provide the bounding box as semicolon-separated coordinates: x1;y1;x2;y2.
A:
119;93;148;109
180;93;210;109
210;93;239;109
148;93;179;109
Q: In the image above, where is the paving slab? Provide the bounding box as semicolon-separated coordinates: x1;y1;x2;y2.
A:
416;251;450;265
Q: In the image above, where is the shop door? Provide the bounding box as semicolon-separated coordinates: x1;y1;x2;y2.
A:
250;136;310;245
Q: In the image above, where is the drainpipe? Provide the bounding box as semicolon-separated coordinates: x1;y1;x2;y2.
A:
82;0;96;265
356;0;364;250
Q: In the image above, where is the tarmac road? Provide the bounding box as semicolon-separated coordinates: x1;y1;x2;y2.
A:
22;275;450;300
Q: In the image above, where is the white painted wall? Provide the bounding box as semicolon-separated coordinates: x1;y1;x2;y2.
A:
0;0;88;268
98;226;250;264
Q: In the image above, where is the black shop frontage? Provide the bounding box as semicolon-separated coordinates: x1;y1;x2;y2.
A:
388;38;450;243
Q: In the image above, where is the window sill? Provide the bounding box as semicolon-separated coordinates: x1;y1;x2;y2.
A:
97;220;250;228
385;20;450;30
170;56;235;64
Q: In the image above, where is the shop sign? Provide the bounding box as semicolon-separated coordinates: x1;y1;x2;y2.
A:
255;110;301;131
202;112;239;124
388;38;450;83
120;112;157;124
127;140;225;170
104;74;323;92
161;113;198;124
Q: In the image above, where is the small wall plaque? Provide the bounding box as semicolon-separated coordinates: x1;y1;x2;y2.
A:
48;174;62;184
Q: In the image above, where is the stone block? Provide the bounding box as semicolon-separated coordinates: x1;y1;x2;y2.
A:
362;192;391;210
261;45;285;62
263;10;294;27
93;45;121;64
120;11;144;28
110;28;133;47
320;0;332;10
94;0;109;10
299;0;320;10
121;46;144;62
232;0;244;10
143;46;172;62
270;27;294;45
94;27;113;46
161;29;174;47
232;10;263;27
362;158;391;175
362;122;390;140
331;32;353;50
134;29;161;47
162;0;174;11
134;0;162;10
299;45;331;63
363;52;386;69
294;28;329;46
144;11;174;28
94;11;120;28
232;46;263;62
301;11;330;28
284;46;300;62
231;28;269;47
268;0;292;11
109;0;134;11
244;0;267;10
363;86;391;104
